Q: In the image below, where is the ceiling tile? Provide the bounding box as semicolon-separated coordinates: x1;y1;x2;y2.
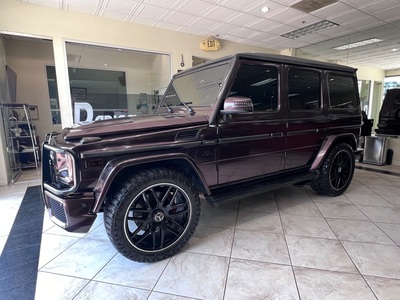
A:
268;7;307;24
224;13;263;27
105;0;140;13
329;9;368;24
101;10;129;21
163;11;196;25
179;0;216;15
246;18;282;31
374;7;400;22
266;23;297;35
136;5;169;20
204;6;239;21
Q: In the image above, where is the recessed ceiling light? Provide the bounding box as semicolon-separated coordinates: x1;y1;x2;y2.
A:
333;38;383;50
392;48;399;52
261;6;270;13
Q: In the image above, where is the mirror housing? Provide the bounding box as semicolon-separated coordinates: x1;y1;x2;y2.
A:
221;96;253;115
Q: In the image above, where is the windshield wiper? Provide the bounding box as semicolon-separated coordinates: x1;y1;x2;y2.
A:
179;101;195;115
164;103;173;113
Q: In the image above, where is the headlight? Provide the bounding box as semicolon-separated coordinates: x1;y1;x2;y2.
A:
52;151;75;187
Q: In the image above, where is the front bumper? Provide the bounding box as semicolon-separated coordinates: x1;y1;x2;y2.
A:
41;138;97;233
42;190;97;233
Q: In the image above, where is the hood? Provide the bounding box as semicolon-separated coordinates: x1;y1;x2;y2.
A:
63;114;209;141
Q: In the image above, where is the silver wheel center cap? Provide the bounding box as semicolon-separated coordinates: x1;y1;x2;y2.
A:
338;167;342;173
154;212;165;222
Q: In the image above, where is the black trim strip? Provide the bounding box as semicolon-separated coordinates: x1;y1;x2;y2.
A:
0;186;44;300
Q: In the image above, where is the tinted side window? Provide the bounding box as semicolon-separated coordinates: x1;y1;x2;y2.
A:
229;64;278;111
329;74;358;109
288;68;321;110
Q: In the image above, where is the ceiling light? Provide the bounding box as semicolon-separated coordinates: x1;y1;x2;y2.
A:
333;38;383;50
392;48;399;52
261;6;270;13
281;20;338;39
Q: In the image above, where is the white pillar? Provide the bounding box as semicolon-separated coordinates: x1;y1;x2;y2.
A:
52;37;73;128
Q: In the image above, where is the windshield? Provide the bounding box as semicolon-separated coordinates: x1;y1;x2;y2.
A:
158;62;230;112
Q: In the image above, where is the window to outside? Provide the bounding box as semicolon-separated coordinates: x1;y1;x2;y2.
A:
229;63;278;111
329;74;358;109
288;68;321;110
65;42;171;123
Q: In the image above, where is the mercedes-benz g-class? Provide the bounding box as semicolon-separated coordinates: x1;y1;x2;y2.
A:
42;53;362;262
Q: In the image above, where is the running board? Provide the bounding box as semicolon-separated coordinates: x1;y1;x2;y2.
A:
205;170;318;207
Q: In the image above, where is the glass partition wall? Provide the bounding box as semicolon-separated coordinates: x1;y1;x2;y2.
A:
51;42;171;124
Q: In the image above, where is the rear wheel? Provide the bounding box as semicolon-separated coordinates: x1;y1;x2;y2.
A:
310;143;355;196
104;168;201;262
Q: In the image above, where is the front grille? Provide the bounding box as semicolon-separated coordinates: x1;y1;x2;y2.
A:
48;196;68;225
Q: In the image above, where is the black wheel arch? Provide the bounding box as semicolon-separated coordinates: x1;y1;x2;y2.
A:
310;133;358;171
91;153;210;213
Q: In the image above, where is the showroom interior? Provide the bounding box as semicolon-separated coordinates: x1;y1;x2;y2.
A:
1;0;400;299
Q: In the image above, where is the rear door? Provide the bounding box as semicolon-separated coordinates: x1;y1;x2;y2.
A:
217;61;286;184
284;66;327;169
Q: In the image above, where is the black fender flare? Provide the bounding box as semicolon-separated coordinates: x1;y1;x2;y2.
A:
91;153;210;212
310;133;358;171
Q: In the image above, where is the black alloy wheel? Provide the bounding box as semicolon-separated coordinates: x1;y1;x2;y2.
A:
310;143;355;197
105;168;201;262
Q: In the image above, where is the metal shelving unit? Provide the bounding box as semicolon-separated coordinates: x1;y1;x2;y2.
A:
1;103;39;174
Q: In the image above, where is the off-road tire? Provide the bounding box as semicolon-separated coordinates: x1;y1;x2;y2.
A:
104;168;201;262
310;143;355;197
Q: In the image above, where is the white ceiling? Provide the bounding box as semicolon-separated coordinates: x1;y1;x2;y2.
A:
16;0;400;70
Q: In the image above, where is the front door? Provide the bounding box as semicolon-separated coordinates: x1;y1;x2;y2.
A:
217;62;286;185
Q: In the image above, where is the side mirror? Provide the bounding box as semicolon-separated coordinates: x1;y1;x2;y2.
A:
221;96;253;115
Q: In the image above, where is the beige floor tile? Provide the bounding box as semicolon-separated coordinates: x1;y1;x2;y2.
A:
38;233;80;268
232;230;290;264
277;198;321;217
286;235;358;273
238;192;278;213
35;272;89;300
315;202;368;220
345;193;395;207
327;219;395;245
154;252;229;300
183;225;234;257
364;276;400;300
294;268;376;300
235;211;283;233
94;254;169;290
225;259;299;300
357;205;400;223
148;292;198;300
375;222;400;246
198;205;238;229
41;238;117;279
281;214;336;239
74;281;150;299
343;241;400;279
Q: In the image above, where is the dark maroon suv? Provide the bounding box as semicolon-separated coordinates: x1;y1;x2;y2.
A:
42;53;362;262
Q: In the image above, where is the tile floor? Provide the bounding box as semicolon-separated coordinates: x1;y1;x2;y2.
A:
1;163;400;299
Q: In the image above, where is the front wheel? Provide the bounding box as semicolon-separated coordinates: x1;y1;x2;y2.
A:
104;168;201;262
310;143;355;197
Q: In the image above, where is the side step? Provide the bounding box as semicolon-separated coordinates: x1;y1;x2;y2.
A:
205;170;318;207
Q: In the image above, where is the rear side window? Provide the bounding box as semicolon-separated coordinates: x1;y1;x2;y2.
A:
288;68;321;110
328;74;358;109
229;63;278;111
